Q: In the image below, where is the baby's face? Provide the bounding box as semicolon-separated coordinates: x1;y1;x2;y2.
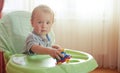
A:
32;13;53;35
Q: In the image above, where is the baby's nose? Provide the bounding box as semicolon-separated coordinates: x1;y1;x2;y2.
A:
42;23;47;27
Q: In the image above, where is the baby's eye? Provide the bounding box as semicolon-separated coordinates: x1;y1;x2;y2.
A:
38;21;42;24
46;22;50;25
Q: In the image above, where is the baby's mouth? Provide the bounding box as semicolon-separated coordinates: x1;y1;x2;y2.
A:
41;30;47;32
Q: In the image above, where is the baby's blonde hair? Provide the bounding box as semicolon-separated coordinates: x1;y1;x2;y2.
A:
31;5;54;23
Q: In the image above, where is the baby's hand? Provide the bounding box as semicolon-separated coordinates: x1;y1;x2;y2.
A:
48;48;64;60
52;44;63;52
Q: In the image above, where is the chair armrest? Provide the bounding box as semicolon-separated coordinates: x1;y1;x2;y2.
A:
3;50;12;63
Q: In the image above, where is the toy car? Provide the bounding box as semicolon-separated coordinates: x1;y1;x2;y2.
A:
56;51;71;65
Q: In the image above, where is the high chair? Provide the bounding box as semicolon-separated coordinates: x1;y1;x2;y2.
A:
0;11;98;73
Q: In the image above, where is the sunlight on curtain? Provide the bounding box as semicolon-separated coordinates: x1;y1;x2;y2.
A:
3;0;32;13
2;0;120;72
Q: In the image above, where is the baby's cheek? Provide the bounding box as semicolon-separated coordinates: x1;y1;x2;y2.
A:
48;28;51;32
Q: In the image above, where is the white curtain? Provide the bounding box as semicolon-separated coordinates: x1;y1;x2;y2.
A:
3;0;120;72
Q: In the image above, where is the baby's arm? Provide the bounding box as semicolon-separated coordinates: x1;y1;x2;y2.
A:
31;44;63;60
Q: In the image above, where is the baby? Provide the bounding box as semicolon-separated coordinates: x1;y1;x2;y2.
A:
24;5;63;60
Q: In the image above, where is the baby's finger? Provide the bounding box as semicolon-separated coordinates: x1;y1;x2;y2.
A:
55;55;61;60
57;51;64;58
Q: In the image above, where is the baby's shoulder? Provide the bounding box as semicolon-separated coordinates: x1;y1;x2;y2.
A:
26;32;36;39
